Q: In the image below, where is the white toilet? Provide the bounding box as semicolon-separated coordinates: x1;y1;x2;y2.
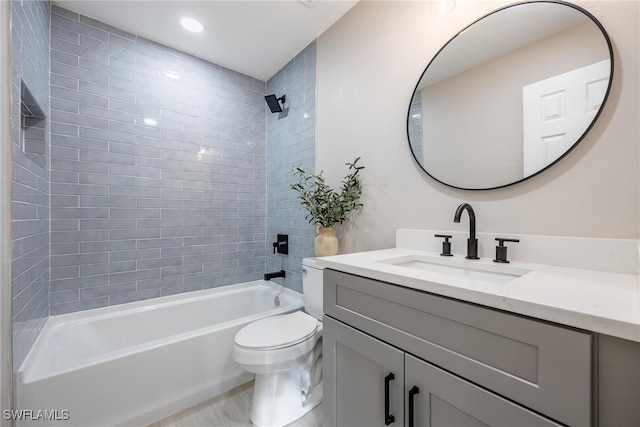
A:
233;258;324;427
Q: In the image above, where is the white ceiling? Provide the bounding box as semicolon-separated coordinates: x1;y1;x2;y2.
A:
51;0;359;81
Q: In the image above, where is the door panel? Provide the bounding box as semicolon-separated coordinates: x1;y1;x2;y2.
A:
405;354;561;427
323;316;404;427
523;59;610;175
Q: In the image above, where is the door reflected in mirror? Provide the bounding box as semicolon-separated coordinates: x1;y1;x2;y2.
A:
407;1;613;190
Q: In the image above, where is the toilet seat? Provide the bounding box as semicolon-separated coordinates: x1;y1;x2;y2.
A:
235;311;319;350
233;312;323;369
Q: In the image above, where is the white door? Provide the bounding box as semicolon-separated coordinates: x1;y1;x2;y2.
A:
522;59;610;176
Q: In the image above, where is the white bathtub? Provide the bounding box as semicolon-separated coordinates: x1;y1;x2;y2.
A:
16;281;303;427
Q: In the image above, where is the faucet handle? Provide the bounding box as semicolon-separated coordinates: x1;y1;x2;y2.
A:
273;234;289;254
494;238;519;263
435;234;453;257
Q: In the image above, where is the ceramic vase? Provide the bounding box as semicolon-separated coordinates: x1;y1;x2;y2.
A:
314;227;338;257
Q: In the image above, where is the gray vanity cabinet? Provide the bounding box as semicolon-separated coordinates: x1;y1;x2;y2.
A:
323;269;593;427
324;316;561;427
323;315;404;427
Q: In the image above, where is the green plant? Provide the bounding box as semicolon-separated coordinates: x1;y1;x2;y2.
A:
291;157;364;228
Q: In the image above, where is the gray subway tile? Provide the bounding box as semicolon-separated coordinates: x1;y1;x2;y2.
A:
79;80;135;103
50;49;80;67
109;164;160;178
49;265;80;280
137;198;182;208
51;59;109;85
137;256;183;270
51;230;109;243
52;135;109;152
79;196;136;208
136;218;182;229
50;207;109;219
162;246;203;257
51;252;109;268
109;289;161;306
50;274;109;292
79;240;136;253
79;36;136;63
51;5;79;21
50;194;79;207
79;150;134;166
51;13;109;42
160;282;202;297
79;15;134;40
50;297;108;315
51;85;109;107
80;282;137;299
109;269;159;285
110;120;161;138
79;103;136;123
50;290;80;305
51;73;79;90
41;5;279;316
136;237;182;249
79;173;134;187
109;248;161;262
109;229;161;240
50;97;79;113
110;208;160;218
51;25;79;44
137;276;182;291
80;261;137;276
79;127;135;144
80;219;135;230
110;186;161;198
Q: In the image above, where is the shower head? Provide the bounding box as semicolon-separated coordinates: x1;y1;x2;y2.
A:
264;94;286;113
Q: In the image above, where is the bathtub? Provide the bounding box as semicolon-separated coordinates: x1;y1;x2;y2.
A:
16;281;303;427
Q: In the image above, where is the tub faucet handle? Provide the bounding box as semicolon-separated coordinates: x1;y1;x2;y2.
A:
273;234;289;254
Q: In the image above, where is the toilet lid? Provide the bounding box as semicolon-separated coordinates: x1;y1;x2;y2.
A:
235;311;319;350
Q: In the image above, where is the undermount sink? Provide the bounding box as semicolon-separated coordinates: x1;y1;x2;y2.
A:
376;254;530;285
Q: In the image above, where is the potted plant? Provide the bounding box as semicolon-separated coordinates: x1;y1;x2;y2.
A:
291;157;364;257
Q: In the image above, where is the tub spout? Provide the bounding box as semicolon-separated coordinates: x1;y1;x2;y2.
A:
264;270;286;281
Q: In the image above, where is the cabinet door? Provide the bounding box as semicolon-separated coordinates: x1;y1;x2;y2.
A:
323;316;404;427
404;354;562;427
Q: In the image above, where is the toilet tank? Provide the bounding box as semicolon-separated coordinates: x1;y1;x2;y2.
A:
302;257;324;320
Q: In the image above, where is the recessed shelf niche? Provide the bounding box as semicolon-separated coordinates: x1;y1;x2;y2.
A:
20;80;48;169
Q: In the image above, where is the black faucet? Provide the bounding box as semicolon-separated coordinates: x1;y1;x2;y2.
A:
264;270;286;281
453;203;479;259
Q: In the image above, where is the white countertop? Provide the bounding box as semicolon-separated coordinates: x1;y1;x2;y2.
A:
316;248;640;343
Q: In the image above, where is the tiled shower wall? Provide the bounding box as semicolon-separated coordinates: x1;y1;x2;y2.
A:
11;0;51;370
48;6;268;314
265;41;317;293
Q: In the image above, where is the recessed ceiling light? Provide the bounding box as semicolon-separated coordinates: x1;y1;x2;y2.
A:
180;17;205;33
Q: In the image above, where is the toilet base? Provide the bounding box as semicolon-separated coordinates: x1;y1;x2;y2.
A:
249;368;322;427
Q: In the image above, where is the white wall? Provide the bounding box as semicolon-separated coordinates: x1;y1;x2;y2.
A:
317;0;640;253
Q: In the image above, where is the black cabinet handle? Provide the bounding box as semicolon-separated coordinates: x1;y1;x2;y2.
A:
384;373;395;425
408;386;420;427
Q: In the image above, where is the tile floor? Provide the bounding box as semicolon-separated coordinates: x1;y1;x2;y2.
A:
147;381;322;427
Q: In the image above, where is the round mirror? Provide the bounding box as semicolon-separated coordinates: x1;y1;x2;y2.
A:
407;1;613;190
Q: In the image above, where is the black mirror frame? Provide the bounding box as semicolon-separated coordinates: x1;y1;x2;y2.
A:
406;0;614;191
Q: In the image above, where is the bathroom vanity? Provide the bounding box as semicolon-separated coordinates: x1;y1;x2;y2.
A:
319;231;640;427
